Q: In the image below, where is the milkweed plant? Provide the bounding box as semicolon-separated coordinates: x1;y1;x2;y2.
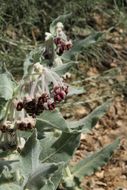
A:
0;14;120;190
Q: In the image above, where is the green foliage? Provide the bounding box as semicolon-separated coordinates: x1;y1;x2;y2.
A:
53;61;76;76
0;72;14;116
67;86;85;97
0;130;65;190
0;98;7;117
0;13;120;190
21;131;63;190
24;163;60;190
71;138;120;180
62;32;103;61
0;73;14;101
0;183;20;190
67;100;111;133
39;132;80;163
20;129;41;178
36;109;70;133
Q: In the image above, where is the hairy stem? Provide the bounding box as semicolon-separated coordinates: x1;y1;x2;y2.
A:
65;166;81;190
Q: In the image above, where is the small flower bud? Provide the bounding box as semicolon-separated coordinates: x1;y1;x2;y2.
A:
63;86;69;95
54;37;61;45
23;96;37;116
59;90;66;99
56;22;64;29
54;94;62;102
38;94;48;103
34;62;44;73
47;101;55;110
17;122;26;131
16;101;24;111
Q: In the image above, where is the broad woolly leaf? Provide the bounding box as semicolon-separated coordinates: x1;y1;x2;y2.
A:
20;130;65;190
68;86;85;97
49;163;64;189
20;129;41;178
0;160;18;186
0;183;20;190
0;98;7;118
40;163;64;190
50;13;72;35
67;100;111;133
39;132;80;163
40;179;55;190
0;160;18;173
71;138;120;180
62;32;103;61
53;61;75;76
24;163;60;190
72;32;103;52
0;166;13;184
0;73;14;100
23;46;43;76
36;109;70;133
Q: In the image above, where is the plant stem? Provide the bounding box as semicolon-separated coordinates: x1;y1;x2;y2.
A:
65;166;81;190
2;99;12;123
65;166;72;177
0;133;3;142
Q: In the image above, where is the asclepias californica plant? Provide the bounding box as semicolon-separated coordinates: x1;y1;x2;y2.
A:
0;14;120;190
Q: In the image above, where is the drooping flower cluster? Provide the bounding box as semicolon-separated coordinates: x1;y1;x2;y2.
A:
43;22;72;60
0;22;70;145
16;117;36;131
15;63;68;117
54;22;72;55
0;116;36;133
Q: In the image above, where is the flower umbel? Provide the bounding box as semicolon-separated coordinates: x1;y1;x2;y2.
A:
15;63;68;117
54;22;72;55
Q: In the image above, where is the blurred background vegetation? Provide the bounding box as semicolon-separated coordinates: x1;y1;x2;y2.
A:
0;0;127;76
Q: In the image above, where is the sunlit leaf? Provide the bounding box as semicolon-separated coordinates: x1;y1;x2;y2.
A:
20;129;40;178
20;130;65;190
40;179;55;190
53;61;75;76
23;46;43;76
0;98;7;118
71;138;120;180
68;86;85;96
36;109;70;133
24;163;59;190
67;100;111;133
0;183;20;190
0;160;18;173
39;132;80;163
62;32;103;60
0;73;14;100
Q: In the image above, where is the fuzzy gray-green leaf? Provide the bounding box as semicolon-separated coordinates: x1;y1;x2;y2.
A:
0;98;7;118
20;129;40;178
62;32;103;60
68;86;85;97
24;163;59;190
36;109;70;133
39;132;80;163
53;61;75;76
0;73;14;100
71;138;120;180
68;100;111;133
0;183;20;190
